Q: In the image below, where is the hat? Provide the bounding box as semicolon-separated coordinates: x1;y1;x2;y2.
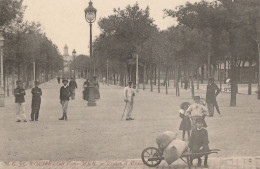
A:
209;77;214;81
196;117;204;124
16;80;22;84
62;78;68;82
194;96;200;100
34;81;40;85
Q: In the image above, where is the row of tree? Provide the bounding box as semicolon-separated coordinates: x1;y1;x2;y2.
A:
1;0;63;92
79;0;259;106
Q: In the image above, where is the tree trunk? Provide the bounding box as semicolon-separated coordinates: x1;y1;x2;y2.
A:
166;66;168;94
143;62;146;90
190;70;195;98
197;67;199;90
201;65;204;83
248;62;252;95
224;60;227;84
150;65;153;92
229;30;237;107
113;72;116;85
146;64;150;84
154;66;157;85
219;64;222;91
175;64;180;96
158;65;160;93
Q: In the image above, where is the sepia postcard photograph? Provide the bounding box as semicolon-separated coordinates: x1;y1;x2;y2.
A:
0;0;260;168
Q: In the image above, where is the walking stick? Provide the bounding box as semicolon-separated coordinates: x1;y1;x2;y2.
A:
121;102;127;121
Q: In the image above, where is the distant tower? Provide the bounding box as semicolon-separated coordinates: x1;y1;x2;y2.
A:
63;44;69;56
63;44;72;76
63;44;72;62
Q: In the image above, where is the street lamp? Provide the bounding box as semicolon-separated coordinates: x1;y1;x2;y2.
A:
72;49;76;79
85;0;97;106
0;34;5;107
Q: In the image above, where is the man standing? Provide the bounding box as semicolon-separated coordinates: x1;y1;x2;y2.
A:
206;77;221;117
59;78;71;121
69;77;77;100
123;81;135;121
31;81;42;121
14;80;27;122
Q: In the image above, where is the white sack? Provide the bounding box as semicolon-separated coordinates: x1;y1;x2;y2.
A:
156;131;178;151
163;139;188;165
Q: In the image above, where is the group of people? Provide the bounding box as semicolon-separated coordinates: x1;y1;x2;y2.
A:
83;76;100;101
177;77;221;168
14;80;42;122
14;76;78;122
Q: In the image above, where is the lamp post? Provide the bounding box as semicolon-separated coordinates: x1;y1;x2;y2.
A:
85;0;97;106
0;34;5;107
72;49;76;79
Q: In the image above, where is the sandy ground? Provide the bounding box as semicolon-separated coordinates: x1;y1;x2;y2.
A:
0;79;259;162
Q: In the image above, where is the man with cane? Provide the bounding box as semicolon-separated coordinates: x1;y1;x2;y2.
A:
122;81;135;121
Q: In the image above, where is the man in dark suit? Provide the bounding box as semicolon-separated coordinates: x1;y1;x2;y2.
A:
69;77;77;100
206;78;221;116
31;81;42;121
59;78;71;121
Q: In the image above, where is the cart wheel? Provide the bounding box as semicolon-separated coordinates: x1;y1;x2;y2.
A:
141;147;162;167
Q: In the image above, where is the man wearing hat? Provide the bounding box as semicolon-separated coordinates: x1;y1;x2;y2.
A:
14;80;27;122
206;77;221;117
31;81;42;121
123;81;135;120
186;96;208;130
69;77;77;100
59;78;71;120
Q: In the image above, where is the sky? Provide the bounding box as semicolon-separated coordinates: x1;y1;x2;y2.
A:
22;0;201;56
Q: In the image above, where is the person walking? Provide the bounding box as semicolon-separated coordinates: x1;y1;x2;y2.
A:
69;77;77;100
184;76;189;90
123;81;135;120
30;81;42;121
83;79;89;101
206;77;221;117
14;80;27;122
57;76;61;84
93;76;100;99
59;78;71;121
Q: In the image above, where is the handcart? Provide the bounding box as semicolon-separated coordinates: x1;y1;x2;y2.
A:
141;146;220;168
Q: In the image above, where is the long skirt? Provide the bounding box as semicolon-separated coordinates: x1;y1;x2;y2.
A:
179;116;191;131
83;89;89;101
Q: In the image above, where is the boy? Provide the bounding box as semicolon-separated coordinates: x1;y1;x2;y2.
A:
14;80;27;122
31;81;42;121
186;96;208;130
189;118;210;168
59;78;71;121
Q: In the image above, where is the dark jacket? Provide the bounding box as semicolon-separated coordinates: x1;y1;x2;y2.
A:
31;87;42;106
60;86;71;101
189;128;209;152
69;80;78;90
206;83;220;103
14;88;26;103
